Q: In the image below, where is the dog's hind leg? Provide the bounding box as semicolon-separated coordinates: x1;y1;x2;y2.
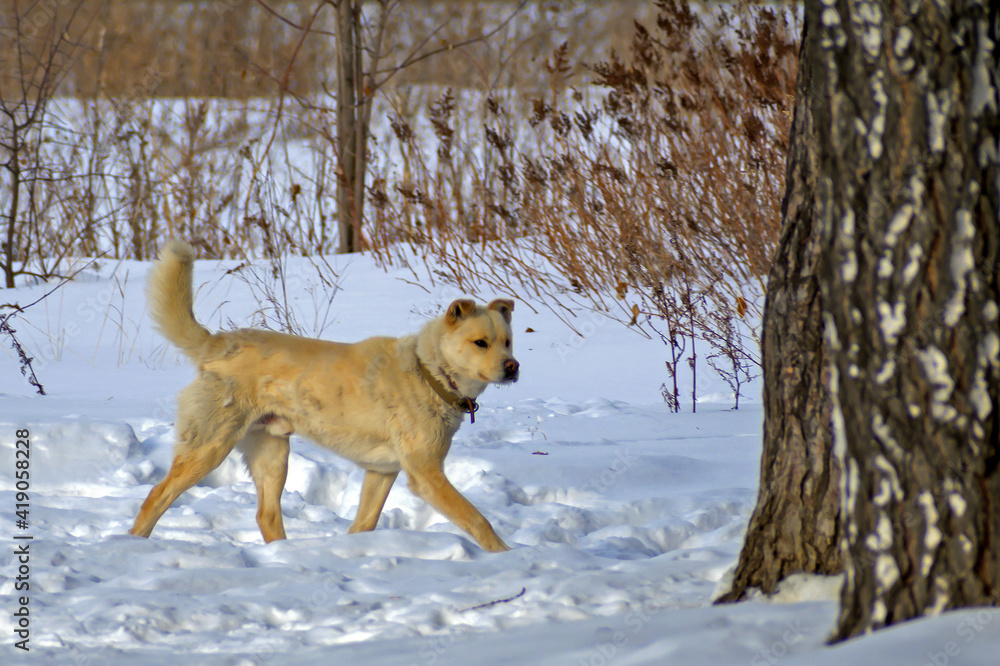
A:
130;386;247;539
130;438;238;538
238;427;290;543
348;470;399;534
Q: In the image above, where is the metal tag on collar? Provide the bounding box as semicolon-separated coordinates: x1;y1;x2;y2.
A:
465;398;480;424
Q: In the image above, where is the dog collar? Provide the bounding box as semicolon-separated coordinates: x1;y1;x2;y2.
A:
417;359;480;423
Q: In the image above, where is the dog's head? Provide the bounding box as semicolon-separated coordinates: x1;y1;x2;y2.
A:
439;298;519;385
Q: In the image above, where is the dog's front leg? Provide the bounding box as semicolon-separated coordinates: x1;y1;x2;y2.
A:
404;460;509;553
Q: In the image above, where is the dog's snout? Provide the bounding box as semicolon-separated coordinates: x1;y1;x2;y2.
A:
504;359;520;380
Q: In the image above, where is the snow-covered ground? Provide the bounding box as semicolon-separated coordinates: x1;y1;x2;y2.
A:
2;253;998;664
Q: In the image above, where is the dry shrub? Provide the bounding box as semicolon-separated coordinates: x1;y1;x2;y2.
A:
0;0;330;98
0;0;321;274
2;1;646;100
0;0;650;271
0;0;90;286
384;0;649;92
370;0;799;409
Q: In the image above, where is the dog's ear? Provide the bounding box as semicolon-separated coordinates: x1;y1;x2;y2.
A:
445;299;477;325
487;298;514;323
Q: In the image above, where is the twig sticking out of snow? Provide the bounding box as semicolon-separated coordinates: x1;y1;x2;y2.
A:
459;587;527;612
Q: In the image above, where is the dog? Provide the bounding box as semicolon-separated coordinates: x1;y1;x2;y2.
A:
130;240;518;552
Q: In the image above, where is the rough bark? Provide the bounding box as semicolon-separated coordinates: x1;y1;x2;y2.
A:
715;5;842;604
812;0;1000;640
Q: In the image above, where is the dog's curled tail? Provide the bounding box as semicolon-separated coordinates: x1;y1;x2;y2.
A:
147;240;211;358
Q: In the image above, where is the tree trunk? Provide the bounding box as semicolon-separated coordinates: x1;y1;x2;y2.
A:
715;5;841;604
336;0;359;254
811;0;1000;640
4;128;20;289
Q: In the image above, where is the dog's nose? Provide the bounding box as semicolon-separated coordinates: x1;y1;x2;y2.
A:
504;359;520;379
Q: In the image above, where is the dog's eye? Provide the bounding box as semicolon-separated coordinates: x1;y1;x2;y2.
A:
505;339;510;348
474;339;489;349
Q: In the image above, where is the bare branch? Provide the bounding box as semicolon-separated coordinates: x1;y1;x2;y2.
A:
371;0;530;92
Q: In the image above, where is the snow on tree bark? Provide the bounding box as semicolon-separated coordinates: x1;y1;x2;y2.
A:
812;0;1000;641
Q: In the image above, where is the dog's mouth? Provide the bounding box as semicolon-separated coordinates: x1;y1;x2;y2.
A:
480;371;520;384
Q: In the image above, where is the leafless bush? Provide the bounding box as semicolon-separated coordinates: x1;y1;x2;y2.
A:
0;1;92;287
0;310;45;394
226;248;342;337
0;1;653;265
